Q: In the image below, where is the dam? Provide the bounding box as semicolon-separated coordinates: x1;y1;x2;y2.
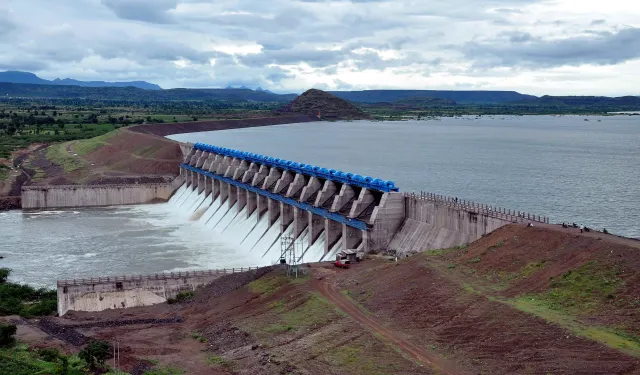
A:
174;142;546;262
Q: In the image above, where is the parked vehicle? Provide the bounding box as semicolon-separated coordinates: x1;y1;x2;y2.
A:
334;259;350;269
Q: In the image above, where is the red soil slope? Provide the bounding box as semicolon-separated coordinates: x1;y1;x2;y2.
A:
130;114;318;137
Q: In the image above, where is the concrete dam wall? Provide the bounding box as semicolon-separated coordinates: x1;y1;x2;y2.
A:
389;192;547;254
21;181;181;209
57;267;264;316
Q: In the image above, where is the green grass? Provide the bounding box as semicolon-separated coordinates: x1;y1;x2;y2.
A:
0;343;87;375
521;262;545;278
71;131;117;155
510;297;640;357
526;261;623;314
191;332;207;343
0;164;10;180
248;274;289;296
204;354;234;370
264;293;338;333
45;142;85;172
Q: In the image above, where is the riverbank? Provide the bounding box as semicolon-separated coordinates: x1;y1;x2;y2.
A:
0;114;318;210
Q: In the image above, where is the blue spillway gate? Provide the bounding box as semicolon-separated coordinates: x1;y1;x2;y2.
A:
192;143;399;193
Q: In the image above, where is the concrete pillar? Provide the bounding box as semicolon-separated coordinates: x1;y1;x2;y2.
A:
184;148;196;164
280;202;294;232
209;155;223;173
293;207;309;239
224;158;242;179
202;153;215;171
185;170;192;188
204;176;212;196
331;184;356;213
325;219;342;255
367;192;406;251
343;225;363;250
237;186;247;211
257;194;268;219
315;180;338;207
242;163;259;184
263;168;282;192
197;173;205;194
308;213;323;247
216;156;232;175
219;181;229;205
274;170;295;195
349;188;375;218
247;191;257;218
252;165;270;187
228;184;237;208
268;198;280;226
211;179;221;201
189;150;202;166
195;151;208;168
300;177;323;203
285;173;306;197
190;170;198;188
232;160;249;181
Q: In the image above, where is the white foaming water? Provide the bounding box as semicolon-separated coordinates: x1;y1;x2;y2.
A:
1;183;335;287
165;184;335;265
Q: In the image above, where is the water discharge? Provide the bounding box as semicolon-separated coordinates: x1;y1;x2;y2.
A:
165;183;334;266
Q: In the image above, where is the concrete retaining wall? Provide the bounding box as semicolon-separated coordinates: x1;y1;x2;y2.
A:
389;192;546;254
56;267;262;316
21;181;182;209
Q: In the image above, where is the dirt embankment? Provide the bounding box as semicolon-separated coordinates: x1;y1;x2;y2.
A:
10;115;318;192
14;227;640;374
130;114;318;137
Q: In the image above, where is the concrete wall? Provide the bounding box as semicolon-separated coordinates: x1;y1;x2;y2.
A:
57;267;262;316
389;193;545;254
21;181;181;209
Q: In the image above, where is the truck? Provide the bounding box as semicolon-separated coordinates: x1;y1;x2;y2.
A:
334;258;350;269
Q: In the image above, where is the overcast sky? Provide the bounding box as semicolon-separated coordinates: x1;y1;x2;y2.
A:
1;0;639;95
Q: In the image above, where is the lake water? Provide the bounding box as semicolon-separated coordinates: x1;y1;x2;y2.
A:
1;115;638;287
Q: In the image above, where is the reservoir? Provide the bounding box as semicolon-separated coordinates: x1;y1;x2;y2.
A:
2;115;638;287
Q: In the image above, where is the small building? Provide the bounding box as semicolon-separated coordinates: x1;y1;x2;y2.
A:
336;250;359;263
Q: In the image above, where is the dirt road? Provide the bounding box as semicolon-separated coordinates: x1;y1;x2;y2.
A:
314;279;466;375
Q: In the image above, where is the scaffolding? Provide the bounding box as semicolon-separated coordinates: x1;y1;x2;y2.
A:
280;235;305;278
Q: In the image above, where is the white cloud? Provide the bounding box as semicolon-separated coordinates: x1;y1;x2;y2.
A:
0;0;639;95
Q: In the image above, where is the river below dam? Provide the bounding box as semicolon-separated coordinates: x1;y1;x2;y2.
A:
2;115;638;287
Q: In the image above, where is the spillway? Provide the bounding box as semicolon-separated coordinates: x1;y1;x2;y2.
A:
164;142;549;263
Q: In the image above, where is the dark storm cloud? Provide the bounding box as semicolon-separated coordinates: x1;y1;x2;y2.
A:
101;0;178;23
462;27;640;68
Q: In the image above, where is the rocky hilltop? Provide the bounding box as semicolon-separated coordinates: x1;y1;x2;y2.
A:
280;89;372;120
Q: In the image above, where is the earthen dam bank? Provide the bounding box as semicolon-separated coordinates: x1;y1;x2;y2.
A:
19;118;548;315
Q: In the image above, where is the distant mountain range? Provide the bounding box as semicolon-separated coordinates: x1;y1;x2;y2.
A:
328;90;537;104
0;71;162;90
0;82;297;102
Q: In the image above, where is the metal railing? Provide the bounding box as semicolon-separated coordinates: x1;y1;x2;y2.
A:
405;191;549;224
57;266;266;287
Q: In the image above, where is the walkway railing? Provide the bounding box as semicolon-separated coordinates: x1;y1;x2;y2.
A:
404;191;549;224
57;266;267;287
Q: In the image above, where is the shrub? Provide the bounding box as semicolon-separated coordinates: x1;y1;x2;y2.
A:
0;322;17;347
78;340;111;369
0;268;10;283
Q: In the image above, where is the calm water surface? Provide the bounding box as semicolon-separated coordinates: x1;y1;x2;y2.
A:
2;115;638;287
